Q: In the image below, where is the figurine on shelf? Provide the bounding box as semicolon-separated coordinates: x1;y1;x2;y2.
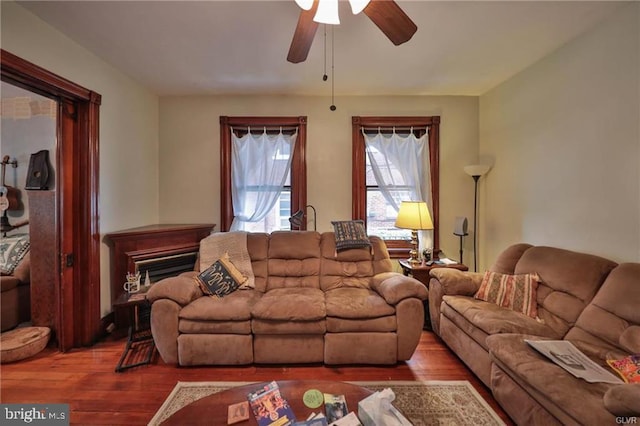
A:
123;271;140;293
422;248;432;263
143;270;152;289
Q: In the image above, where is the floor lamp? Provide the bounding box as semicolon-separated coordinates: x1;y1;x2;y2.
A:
289;205;317;231
464;165;491;271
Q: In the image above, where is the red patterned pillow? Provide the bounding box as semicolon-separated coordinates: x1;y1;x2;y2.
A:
474;271;540;318
607;354;640;383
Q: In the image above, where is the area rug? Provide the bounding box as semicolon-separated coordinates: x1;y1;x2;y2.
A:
148;380;505;426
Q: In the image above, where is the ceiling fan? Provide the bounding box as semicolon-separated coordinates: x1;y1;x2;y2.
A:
287;0;418;63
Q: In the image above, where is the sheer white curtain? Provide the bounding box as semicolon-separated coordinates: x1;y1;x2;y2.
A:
230;128;297;231
364;128;431;210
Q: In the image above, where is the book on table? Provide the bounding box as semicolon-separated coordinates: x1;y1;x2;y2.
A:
247;381;297;426
323;393;348;424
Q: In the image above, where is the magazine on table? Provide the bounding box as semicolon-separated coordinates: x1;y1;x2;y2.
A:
525;340;623;384
324;393;348;423
247;381;297;426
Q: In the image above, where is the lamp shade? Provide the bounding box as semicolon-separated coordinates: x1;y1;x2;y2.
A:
349;0;371;14
294;0;314;10
464;164;491;177
395;201;434;230
314;0;340;24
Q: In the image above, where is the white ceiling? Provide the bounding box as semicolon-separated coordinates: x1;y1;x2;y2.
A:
16;0;625;96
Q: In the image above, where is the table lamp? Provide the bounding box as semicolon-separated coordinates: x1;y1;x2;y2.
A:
395;201;434;265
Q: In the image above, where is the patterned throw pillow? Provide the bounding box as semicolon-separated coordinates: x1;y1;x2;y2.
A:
196;253;247;298
607;354;640;383
331;220;371;252
0;233;30;275
474;271;540;318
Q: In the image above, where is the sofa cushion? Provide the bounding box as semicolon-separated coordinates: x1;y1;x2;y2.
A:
490;243;532;274
603;384;640;416
474;271;540;318
320;233;397;292
326;316;396;333
442;295;560;339
247;233;269;293
251;288;325;321
325;287;395;319
179;289;262;321
566;263;640;356
179;319;252;335
487;333;617;425
266;231;321;291
514;246;617;337
251;319;326;335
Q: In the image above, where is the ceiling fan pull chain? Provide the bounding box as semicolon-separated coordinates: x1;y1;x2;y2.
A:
322;25;328;81
330;25;336;111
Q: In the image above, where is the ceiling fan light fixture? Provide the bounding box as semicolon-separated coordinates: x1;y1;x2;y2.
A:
349;0;370;15
294;0;314;11
313;0;340;25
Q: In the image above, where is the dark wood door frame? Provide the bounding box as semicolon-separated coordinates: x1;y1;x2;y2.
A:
1;49;101;351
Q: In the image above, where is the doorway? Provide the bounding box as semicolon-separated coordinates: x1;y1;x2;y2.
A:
1;49;101;351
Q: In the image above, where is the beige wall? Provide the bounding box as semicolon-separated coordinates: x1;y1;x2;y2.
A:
479;3;640;267
2;1;160;316
159;95;479;262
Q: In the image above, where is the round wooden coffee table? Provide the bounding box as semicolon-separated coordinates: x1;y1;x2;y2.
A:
161;380;374;425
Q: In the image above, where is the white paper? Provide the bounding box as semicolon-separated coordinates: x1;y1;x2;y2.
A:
329;412;362;426
525;340;622;384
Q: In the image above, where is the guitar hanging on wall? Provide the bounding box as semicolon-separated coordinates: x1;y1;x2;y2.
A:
1;155;27;236
0;155;19;212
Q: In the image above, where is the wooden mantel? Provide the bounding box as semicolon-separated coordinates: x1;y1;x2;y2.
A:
105;224;214;305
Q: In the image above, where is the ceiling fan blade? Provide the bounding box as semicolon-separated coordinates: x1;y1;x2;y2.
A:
287;1;320;63
363;0;417;46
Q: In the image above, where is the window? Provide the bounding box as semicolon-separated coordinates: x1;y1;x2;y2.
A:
352;116;440;257
220;116;307;232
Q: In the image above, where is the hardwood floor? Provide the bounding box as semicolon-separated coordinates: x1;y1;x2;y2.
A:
0;331;513;425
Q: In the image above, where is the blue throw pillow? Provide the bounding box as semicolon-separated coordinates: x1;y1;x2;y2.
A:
331;220;371;252
196;253;246;298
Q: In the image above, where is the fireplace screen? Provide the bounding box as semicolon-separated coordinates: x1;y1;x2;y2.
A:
134;252;198;284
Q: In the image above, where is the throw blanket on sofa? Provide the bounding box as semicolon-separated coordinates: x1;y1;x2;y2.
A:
0;233;30;275
199;231;255;289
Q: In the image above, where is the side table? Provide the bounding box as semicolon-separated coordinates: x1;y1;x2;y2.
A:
113;292;155;372
399;259;468;330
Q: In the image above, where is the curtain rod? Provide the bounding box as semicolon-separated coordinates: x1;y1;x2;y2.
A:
362;125;429;131
231;126;299;131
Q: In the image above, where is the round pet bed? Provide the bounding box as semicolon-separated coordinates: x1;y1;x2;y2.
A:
0;326;50;363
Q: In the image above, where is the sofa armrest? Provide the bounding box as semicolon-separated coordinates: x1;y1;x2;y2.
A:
146;275;203;306
429;269;484;296
371;272;428;305
427;269;483;336
604;384;640;417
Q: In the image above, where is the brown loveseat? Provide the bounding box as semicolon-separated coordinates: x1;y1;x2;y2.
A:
1;251;31;332
428;244;640;425
147;231;427;366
